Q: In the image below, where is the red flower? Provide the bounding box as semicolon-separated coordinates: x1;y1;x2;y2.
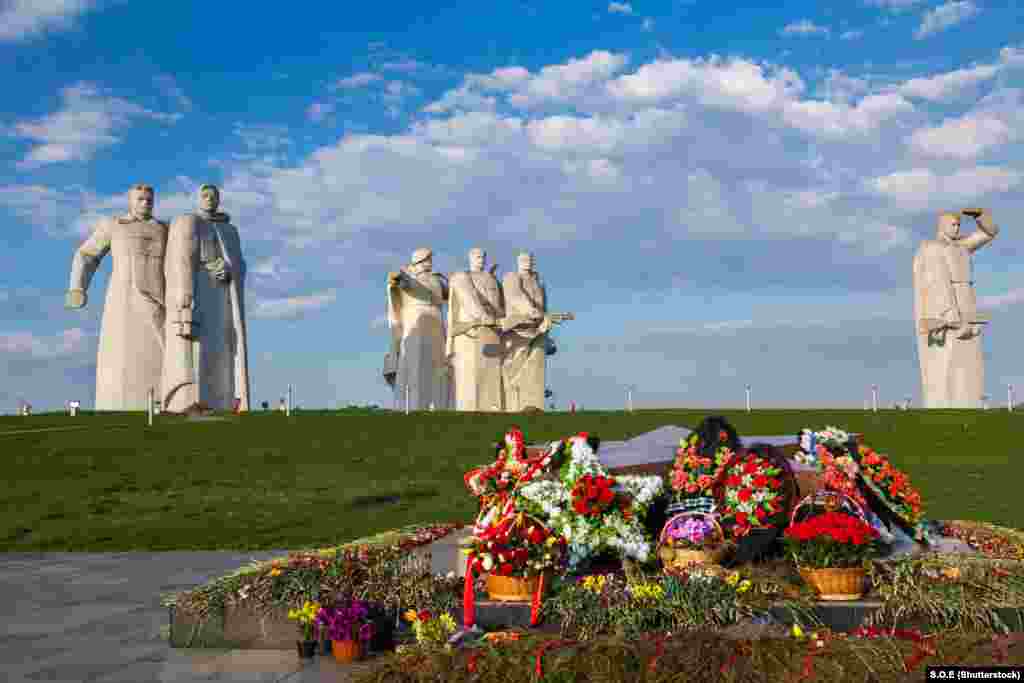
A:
753;475;768;488
719;430;729;441
727;475;742;488
743;461;759;475
736;512;749;526
738;488;753;503
599;488;614;504
754;506;766;521
499;563;513;576
419;610;432;622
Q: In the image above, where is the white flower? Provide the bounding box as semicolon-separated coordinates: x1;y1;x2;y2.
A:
482;555;494;571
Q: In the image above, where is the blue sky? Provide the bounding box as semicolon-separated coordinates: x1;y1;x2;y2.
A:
1;0;1022;412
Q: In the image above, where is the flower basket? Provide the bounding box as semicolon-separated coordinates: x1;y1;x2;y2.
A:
791;466;826;498
486;572;547;601
657;511;727;568
332;638;362;663
790;491;868;527
798;566;867;601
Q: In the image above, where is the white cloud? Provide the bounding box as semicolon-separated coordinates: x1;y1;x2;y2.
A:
331;72;383;90
0;0;97;42
780;19;830;37
868;166;1022;209
608;2;633;15
0;328;91;359
908;114;1013;159
380;59;428;72
898;62;1000;101
250;257;294;281
12;82;180;167
915;1;980;40
250;291;337;319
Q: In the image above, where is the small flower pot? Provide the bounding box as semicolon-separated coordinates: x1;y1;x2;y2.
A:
296;639;317;659
486;573;544;602
799;567;867;601
332;638;362;663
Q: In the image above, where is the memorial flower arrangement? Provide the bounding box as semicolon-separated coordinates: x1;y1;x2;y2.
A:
516;433;663;569
783;511;881;568
798;426;867;510
315;597;375;643
718;453;785;539
855;444;926;537
461;513;565;577
662;514;723;550
667;430;735;502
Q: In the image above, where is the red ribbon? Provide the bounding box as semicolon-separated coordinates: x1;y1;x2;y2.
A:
530;572;545;626
533;639;577;678
463;556;476;629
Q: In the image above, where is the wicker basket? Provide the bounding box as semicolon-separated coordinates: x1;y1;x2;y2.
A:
657;510;727;569
486;572;545;602
798;567;867;601
789;490;868;527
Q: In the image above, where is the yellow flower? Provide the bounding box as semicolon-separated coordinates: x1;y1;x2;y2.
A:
737;580;752;593
440;613;457;632
792;624;805;639
725;572;740;586
403;609;419;623
269;568;282;577
546;536;558;547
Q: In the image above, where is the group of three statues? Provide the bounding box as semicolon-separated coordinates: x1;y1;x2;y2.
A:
65;184;251;413
385;248;573;412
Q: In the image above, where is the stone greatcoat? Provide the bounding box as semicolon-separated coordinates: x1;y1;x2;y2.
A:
68;215;167;410
447;270;505;411
161;212;250;412
501;271;549;411
912;238;987;408
387;269;450;410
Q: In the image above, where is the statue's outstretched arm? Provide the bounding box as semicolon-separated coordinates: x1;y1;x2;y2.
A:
66;218;113;309
962;209;1000;253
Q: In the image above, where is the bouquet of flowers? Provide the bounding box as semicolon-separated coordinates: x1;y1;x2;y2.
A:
402;609;457;648
662;514;724;550
855;444;927;539
718;453;785;539
797;426;866;509
462;512;565;577
667;430;735;503
287;600;321;641
516;432;663;569
783;511;881;568
315;597;375;643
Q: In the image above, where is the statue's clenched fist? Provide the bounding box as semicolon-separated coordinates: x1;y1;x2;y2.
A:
65;289;87;309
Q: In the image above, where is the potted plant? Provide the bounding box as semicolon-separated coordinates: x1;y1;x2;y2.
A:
784;511;881;600
286;599;321;659
315;596;375;663
402;609;458;651
657;511;728;568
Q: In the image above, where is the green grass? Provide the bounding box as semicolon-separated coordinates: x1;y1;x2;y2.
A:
1;408;1020;551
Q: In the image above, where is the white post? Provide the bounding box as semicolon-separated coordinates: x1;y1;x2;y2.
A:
871;385;878;413
286;384;292;417
1009;385;1015;412
405;383;410;415
627;388;633;413
147;388;154;426
982;395;989;411
745;385;751;413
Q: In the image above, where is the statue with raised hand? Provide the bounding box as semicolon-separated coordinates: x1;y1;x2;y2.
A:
913;208;1000;408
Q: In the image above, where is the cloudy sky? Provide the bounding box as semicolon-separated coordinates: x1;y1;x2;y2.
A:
1;0;1022;412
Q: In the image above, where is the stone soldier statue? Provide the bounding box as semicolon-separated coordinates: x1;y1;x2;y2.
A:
162;184;251;413
385;248;450;410
501;251;573;411
65;184;167;410
913;208;1000;408
447;248;505;411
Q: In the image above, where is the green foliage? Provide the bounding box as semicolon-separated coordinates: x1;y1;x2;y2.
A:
1;408;1022;551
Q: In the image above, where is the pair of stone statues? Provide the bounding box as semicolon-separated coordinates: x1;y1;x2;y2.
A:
385;248;573;411
65;184;250;413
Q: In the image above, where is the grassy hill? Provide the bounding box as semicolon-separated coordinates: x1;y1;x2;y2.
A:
1;408;1019;551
